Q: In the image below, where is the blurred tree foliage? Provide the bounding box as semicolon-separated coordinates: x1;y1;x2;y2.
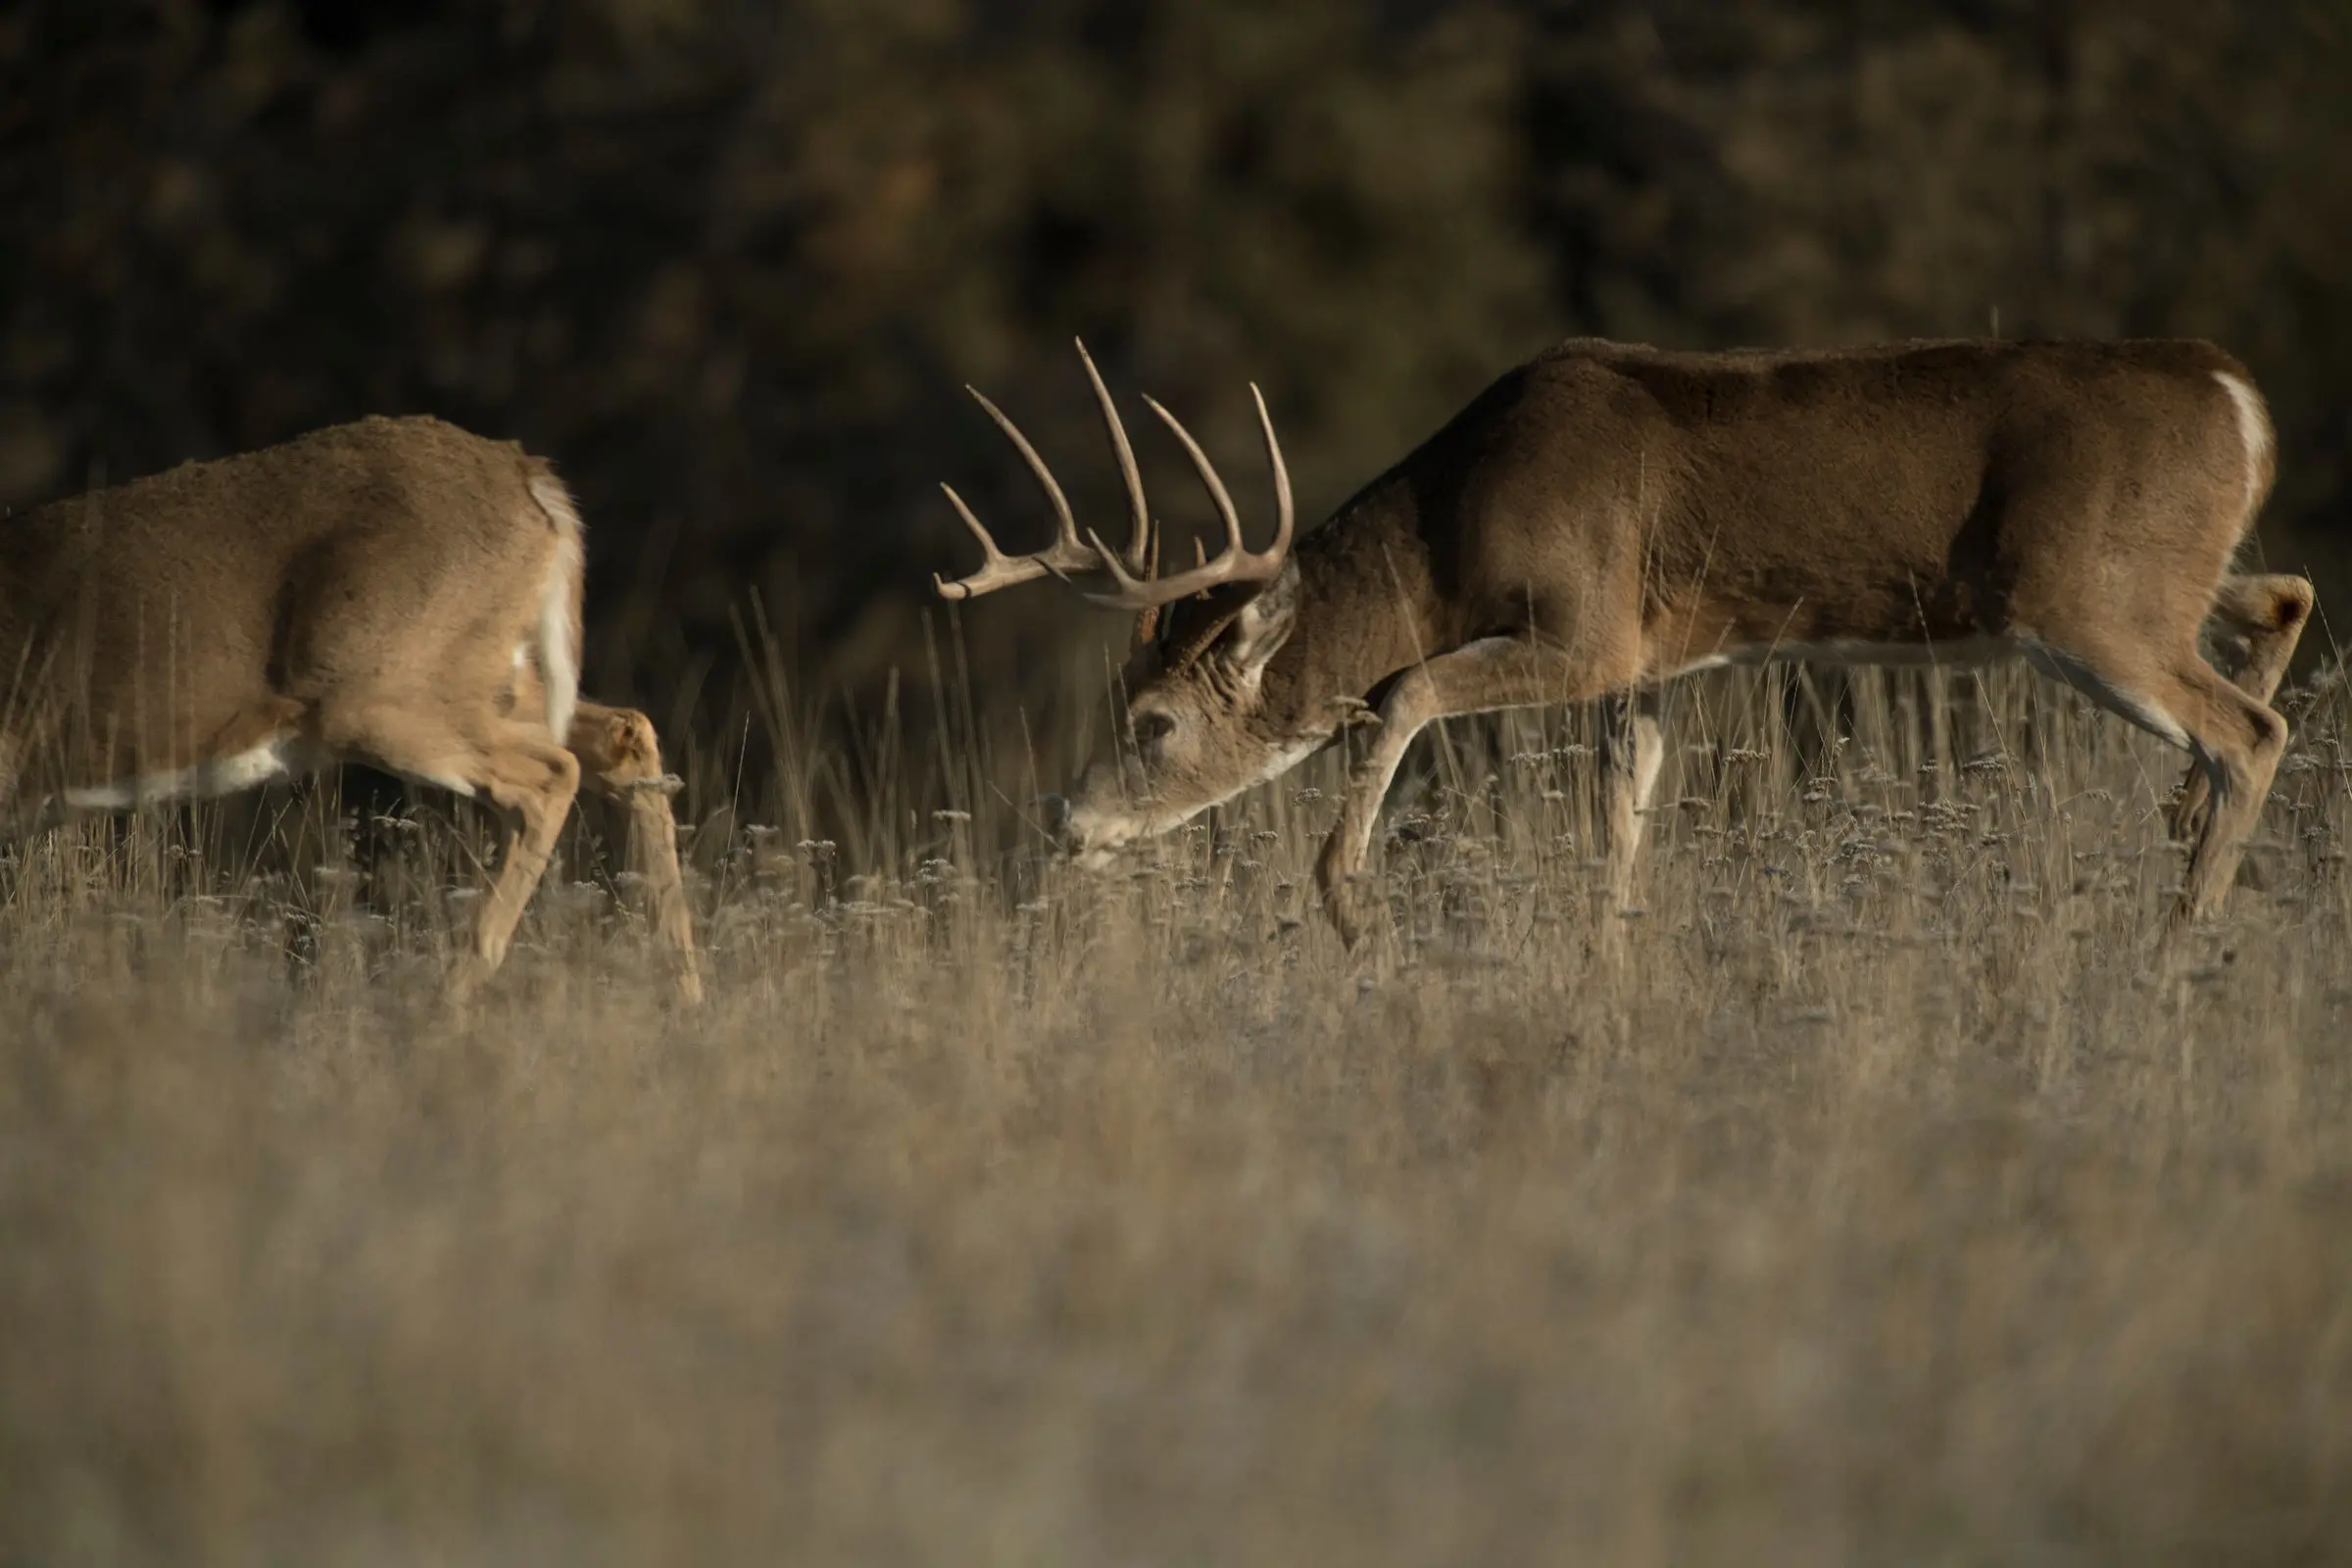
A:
4;0;2349;769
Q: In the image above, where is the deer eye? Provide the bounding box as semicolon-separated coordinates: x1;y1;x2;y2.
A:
1133;711;1177;750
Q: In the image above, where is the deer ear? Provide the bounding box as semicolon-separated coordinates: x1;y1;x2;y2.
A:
1212;556;1300;680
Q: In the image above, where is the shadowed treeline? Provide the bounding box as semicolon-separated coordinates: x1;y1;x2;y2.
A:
6;0;2350;787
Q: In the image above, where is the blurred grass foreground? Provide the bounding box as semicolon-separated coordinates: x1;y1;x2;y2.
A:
4;662;2351;1564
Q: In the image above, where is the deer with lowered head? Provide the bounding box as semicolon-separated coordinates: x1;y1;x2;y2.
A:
934;338;2312;948
4;416;703;1003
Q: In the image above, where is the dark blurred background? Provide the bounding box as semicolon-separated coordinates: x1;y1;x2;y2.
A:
6;0;2350;787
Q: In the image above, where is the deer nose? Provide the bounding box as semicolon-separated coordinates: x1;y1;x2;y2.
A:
1038;793;1076;851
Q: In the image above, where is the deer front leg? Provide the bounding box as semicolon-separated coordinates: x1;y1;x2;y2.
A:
1314;636;1613;949
1598;686;1666;957
2171;573;2312;844
315;700;582;1004
1313;675;1433;951
567;700;705;1006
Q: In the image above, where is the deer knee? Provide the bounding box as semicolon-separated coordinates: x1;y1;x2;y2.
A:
569;705;668;798
1369;664;1442;734
498;742;581;835
2248;703;2288;762
2217;574;2314;638
542;743;583;806
2267;577;2315;636
2195;703;2285;800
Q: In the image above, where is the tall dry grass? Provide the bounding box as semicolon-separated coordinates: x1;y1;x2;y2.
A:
3;656;2351;1565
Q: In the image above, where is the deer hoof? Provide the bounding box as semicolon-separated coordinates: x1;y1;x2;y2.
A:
2169;785;2212;845
1322;876;1384;951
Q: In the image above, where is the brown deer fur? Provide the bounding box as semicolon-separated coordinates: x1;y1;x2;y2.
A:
3;415;702;1003
939;338;2313;950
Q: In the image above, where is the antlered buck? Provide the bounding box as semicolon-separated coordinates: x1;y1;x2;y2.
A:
935;339;2312;948
4;416;703;1003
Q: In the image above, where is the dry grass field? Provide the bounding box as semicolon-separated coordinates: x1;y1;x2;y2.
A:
4;657;2351;1565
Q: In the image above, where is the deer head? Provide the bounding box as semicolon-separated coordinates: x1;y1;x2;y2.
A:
933;342;1325;865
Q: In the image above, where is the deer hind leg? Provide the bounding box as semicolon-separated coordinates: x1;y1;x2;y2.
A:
2157;662;2285;928
1598;686;1665;957
2025;636;2287;931
566;700;704;1005
2172;573;2313;842
315;701;581;1001
1314;635;1612;949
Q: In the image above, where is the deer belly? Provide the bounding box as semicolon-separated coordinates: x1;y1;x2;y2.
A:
1670;635;2021;676
56;737;325;811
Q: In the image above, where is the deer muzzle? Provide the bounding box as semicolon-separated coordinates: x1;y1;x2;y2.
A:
1039;791;1130;870
1039;792;1075;848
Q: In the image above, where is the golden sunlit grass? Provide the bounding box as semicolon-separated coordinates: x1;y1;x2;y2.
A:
4;660;2351;1565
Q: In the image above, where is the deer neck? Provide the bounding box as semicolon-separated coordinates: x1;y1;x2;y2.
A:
1253;486;1441;739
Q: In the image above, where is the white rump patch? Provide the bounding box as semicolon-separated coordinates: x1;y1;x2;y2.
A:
527;474;584;742
2214;370;2273;521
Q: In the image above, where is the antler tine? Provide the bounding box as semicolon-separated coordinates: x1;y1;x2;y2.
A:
964;386;1090;563
933;483;1003;599
1074;339;1151;573
1251;382;1295;564
934;380;1108;601
932;362;1296;612
1076;387;1297;613
1140;395;1245;560
1133;511;1163;645
934;482;1069;600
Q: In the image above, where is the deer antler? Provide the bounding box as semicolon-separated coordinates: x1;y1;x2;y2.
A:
933;341;1152;601
933;346;1295;615
1076;384;1293;612
1133;514;1165;645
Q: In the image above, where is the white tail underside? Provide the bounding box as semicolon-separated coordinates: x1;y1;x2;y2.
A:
2213;370;2273;524
527;474;584;741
